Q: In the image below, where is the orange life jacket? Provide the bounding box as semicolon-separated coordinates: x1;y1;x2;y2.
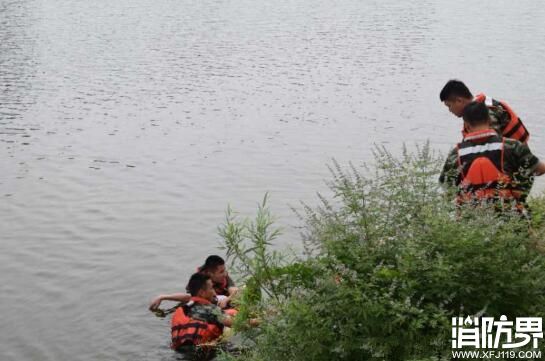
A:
469;93;530;144
170;297;223;349
456;129;522;204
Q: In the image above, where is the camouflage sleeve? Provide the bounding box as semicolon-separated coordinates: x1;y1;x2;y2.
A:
507;140;539;177
439;147;459;185
488;104;511;135
210;305;227;324
189;303;226;325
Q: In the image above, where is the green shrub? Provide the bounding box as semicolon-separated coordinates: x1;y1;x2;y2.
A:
219;144;545;361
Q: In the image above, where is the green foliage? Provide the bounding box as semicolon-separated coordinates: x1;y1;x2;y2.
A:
218;195;320;334
218;194;283;302
219;144;545;361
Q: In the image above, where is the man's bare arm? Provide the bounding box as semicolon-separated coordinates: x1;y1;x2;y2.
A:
149;293;191;311
221;315;234;327
220;315;259;328
227;286;239;297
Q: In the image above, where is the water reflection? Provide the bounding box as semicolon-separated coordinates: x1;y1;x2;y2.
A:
0;0;38;151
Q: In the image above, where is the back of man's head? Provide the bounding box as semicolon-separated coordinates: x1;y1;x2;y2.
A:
439;80;473;101
463;101;490;127
186;273;211;296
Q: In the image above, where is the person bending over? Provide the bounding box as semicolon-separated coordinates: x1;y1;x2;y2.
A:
439;79;530;144
440;101;545;209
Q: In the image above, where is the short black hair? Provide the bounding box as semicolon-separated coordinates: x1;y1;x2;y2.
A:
186;273;211;296
200;255;225;273
439;80;473;101
463;101;490;127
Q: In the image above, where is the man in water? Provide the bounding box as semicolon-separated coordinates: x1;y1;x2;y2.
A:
170;272;258;350
149;255;238;311
170;273;232;349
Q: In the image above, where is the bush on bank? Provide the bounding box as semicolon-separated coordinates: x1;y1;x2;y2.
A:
218;144;545;361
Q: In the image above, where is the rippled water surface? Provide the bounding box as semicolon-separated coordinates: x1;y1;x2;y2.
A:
1;0;545;360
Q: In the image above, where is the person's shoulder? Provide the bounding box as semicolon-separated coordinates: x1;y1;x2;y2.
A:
488;100;510;126
502;138;538;169
503;138;521;145
489;97;509;111
503;138;526;151
206;303;225;321
193;302;221;315
200;302;223;315
189;302;224;324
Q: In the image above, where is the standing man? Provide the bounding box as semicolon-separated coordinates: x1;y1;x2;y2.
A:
439;101;545;209
439;80;530;144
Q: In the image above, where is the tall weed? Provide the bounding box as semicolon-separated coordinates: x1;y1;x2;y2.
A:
219;144;545;361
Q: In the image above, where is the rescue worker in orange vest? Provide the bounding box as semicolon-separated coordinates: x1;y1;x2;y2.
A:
439;80;530;144
170;272;229;350
149;255;239;311
439;101;545;209
170;273;258;351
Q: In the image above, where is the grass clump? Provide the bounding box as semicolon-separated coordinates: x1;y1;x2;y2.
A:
218;144;545;361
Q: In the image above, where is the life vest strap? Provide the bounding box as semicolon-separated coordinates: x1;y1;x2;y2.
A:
472;93;530;144
172;322;209;332
503;121;522;138
461;182;516;192
454;133;523;205
172;334;201;347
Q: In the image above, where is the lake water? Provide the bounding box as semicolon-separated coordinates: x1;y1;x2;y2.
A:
1;0;545;360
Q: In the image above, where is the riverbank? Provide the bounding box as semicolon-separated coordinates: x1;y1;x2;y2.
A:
218;146;545;361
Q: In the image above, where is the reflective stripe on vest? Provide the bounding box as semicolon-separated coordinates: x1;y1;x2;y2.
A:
458;142;502;157
456;133;519;202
